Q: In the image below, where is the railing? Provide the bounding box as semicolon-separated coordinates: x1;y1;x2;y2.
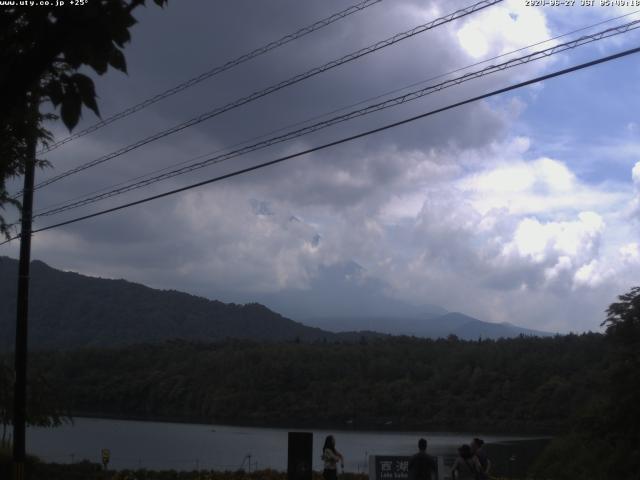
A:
33;452;258;472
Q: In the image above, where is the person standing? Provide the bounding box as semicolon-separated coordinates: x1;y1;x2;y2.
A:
451;444;481;480
471;438;491;480
321;435;344;480
408;438;437;480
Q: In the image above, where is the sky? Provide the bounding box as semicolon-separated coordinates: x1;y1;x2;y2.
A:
3;0;640;333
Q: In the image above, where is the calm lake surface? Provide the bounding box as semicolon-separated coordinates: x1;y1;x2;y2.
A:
26;417;543;473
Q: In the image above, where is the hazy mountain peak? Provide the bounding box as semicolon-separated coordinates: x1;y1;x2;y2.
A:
304;310;552;340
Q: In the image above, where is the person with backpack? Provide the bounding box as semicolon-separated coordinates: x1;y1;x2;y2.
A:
321;435;344;480
471;438;491;480
451;444;482;480
408;438;438;480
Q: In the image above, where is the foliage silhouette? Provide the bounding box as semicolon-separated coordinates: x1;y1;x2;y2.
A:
532;286;640;479
0;0;168;236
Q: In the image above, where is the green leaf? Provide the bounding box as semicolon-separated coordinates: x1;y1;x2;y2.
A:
60;90;82;131
111;26;131;47
108;48;127;73
71;73;100;118
45;80;64;107
124;13;138;28
63;44;83;69
86;49;109;75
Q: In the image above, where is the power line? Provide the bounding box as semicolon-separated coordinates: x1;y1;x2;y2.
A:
2;43;639;246
32;18;640;219
34;8;640;216
39;0;384;154
27;0;502;194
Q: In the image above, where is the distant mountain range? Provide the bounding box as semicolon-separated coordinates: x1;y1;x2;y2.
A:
0;256;551;350
245;261;550;338
304;312;552;340
248;260;448;320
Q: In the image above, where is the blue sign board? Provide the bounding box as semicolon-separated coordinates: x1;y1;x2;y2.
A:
369;454;455;480
374;455;411;480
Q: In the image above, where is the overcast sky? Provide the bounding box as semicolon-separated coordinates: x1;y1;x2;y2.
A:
3;0;640;332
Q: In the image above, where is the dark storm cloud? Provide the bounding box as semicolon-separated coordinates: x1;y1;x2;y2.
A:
50;0;502;157
23;0;516;222
11;0;625;332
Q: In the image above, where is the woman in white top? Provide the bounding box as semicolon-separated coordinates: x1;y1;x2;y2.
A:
451;444;482;480
321;435;344;480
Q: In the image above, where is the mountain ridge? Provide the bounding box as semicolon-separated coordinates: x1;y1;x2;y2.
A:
0;256;551;350
0;256;344;350
304;311;552;339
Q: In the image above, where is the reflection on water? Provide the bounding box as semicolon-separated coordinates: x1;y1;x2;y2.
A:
26;417;548;473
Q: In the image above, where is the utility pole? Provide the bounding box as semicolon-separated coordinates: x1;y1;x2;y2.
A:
12;96;38;480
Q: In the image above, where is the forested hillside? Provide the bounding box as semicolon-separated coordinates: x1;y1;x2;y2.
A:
0;257;549;349
0;257;340;349
27;334;607;433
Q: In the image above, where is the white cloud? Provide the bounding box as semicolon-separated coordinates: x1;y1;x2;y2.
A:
456;0;551;59
632;161;640;187
573;260;608;289
172;189;326;293
503;212;604;263
620;242;640;264
369;146;639;331
544;255;572;282
459;155;627;216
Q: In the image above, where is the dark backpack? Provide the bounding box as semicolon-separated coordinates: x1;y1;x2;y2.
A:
475;452;489;480
409;453;436;480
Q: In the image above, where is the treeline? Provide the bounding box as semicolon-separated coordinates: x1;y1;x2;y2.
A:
29;333;608;434
531;287;640;479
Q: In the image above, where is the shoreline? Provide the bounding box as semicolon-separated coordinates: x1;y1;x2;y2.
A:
22;416;551;477
67;411;555;437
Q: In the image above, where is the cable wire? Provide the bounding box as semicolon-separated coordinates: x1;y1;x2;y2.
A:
27;0;502;194
33;8;640;215
2;43;638;246
32;18;640;219
40;0;384;154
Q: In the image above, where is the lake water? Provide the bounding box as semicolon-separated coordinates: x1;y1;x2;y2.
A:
25;417;544;473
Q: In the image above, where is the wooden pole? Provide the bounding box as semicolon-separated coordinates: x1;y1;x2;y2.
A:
12;101;37;480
